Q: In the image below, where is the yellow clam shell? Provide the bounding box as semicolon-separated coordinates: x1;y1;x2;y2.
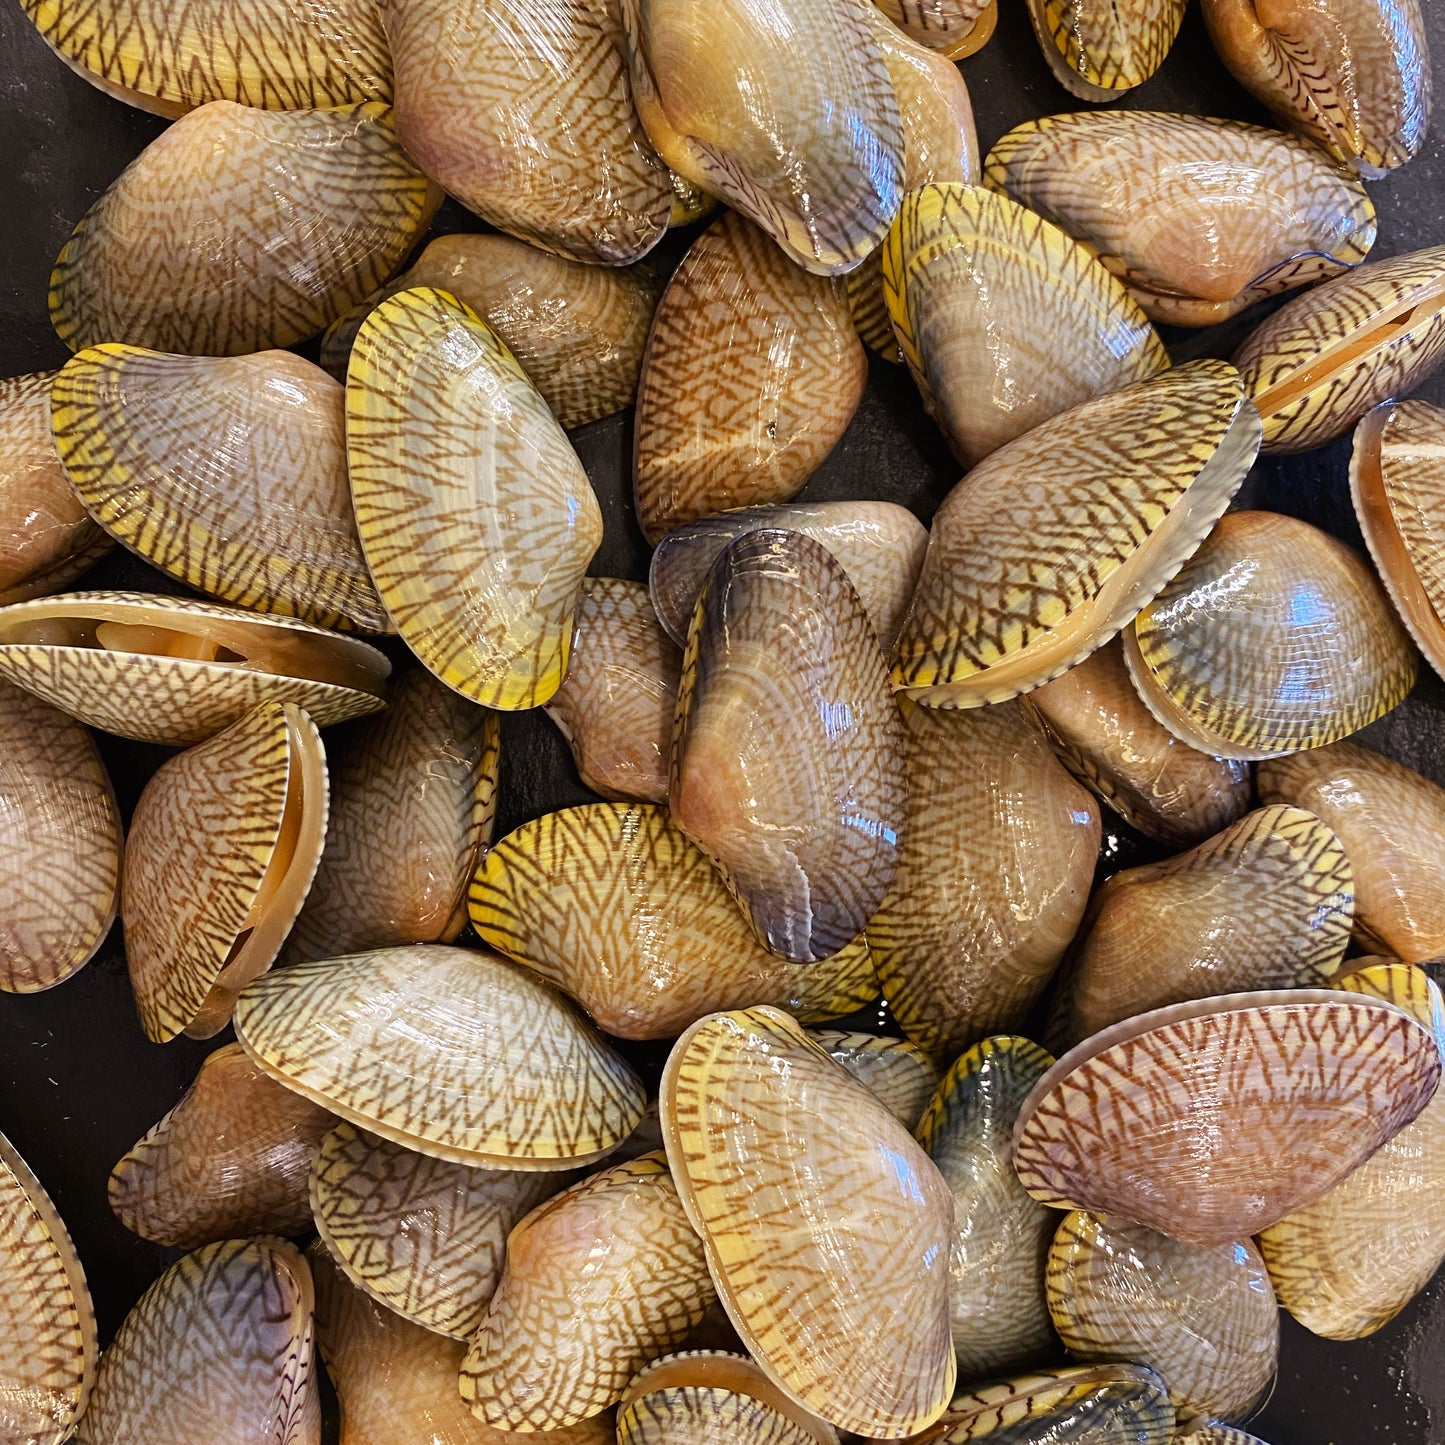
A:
1026;0;1186;101
872;0;997;60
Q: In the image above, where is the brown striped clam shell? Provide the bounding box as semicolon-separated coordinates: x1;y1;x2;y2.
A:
1175;1424;1271;1445
1026;0;1185;101
872;0;996;60
808;1030;938;1129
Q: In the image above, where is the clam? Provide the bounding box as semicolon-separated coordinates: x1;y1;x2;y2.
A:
808;1031;938;1129
1258;741;1445;961
881;184;1168;466
1176;1425;1271;1445
872;0;996;60
460;1153;715;1429
660;1006;956;1438
347;287;601;709
234;944;646;1169
1026;0;1184;101
109;1042;336;1249
0;591;388;746
545;579;681;805
1202;0;1431;177
0;1130;97;1445
914;1036;1059;1379
649;501;928;650
1012;989;1441;1247
890;361;1259;707
1124;511;1418;759
385;0;669;265
632;213;867;544
1232;245;1445;454
0;372;109;605
50;102;439;357
0;681;120;992
616;0;904;274
983;112;1376;326
310;1121;562;1340
1063;805;1355;1042
1047;1212;1278;1421
670;529;906;963
870;701;1098;1061
469;803;878;1039
75;1238;317;1445
283;667;498;963
124;701;328;1041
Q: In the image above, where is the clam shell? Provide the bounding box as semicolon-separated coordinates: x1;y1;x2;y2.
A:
914;1036;1058;1379
1232;244;1445;454
460;1153;715;1429
1124;511;1418;760
1025;0;1185;100
869;701;1098;1061
1012;989;1442;1247
545;579;680;805
1175;1425;1270;1445
891;361;1259;707
234;943;646;1169
873;0;996;59
109;1041;336;1249
74;1237;318;1445
660;1006;956;1438
50;102;438;357
124;701;329;1042
670;529;906;963
649;501;928;650
807;1031;938;1129
1046;1211;1278;1421
310;1121;562;1340
468;803;878;1039
983;112;1376;326
284;667;498;963
1064;805;1354;1043
347;287;601;709
52;345;387;633
632;212;867;544
882;184;1168;466
0;1130;97;1445
618;1388;818;1445
0;680;120;992
1258;741;1445;962
0;590;389;746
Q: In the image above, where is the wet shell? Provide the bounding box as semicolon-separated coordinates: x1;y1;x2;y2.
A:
1124;511;1418;760
50;102;438;358
873;0;996;60
1012;990;1442;1247
808;1031;938;1129
124;701;328;1041
1175;1425;1270;1445
468;803;878;1040
632;212;867;545
284;667;498;963
234;944;646;1169
74;1237;317;1445
109;1041;336;1249
347;287;602;710
983;112;1376;326
1232;244;1445;454
660;1007;956;1438
914;1036;1058;1379
0;591;389;747
618;1387;820;1445
1026;0;1185;100
0;681;120;993
1046;1212;1278;1421
670;530;906;963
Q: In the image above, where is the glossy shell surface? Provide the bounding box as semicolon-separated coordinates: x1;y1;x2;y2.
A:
1025;0;1185;100
809;1031;938;1129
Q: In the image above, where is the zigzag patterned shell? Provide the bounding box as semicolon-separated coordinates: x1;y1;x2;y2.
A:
1025;0;1185;100
872;0;997;60
808;1031;938;1129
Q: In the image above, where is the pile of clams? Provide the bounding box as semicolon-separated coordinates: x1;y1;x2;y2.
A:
3;0;1445;1442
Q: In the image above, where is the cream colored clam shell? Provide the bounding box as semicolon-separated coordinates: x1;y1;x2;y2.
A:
807;1031;938;1129
872;0;996;60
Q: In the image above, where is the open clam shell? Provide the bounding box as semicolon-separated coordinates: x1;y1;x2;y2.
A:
670;529;906;963
1124;511;1417;760
234;944;646;1170
873;0;996;59
0;681;120;993
914;1036;1058;1379
109;1042;336;1249
1232;244;1445;454
808;1031;938;1129
1026;0;1185;101
50;101;438;358
632;213;866;545
469;803;878;1040
1012;989;1442;1247
347;286;601;709
660;1006;956;1438
983;112;1376;326
52;345;387;633
124;701;328;1042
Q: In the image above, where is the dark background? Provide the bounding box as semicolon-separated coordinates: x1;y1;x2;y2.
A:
3;3;1445;1441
